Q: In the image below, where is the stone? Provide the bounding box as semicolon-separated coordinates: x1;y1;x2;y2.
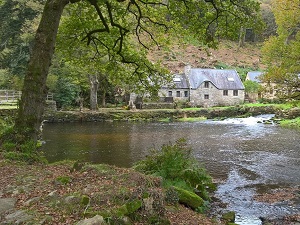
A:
24;196;40;206
65;195;80;204
76;215;105;225
221;211;236;223
143;197;154;214
173;186;204;209
5;210;33;224
0;198;16;214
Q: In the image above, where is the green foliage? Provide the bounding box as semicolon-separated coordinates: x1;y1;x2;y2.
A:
54;77;80;109
134;139;213;201
243;80;262;93
0;0;42;77
56;176;71;185
280;117;300;129
261;0;300;100
0;127;46;163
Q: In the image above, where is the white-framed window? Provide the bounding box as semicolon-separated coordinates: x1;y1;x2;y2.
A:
168;91;172;97
176;91;180;97
223;90;228;96
233;90;238;96
204;94;209;99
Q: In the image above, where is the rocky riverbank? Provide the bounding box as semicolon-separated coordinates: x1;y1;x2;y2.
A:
0;159;299;225
0;159;226;225
2;105;299;124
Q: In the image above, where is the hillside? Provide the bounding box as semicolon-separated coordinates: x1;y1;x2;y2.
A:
149;40;265;78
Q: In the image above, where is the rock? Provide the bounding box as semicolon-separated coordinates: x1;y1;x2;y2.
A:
76;215;105;225
24;196;40;206
65;195;80;204
173;186;204;209
0;198;16;214
221;211;235;223
48;190;58;198
5;210;33;224
143;197;154;214
116;199;142;216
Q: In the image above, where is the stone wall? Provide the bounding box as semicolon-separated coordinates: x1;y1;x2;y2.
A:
190;82;244;107
159;88;189;102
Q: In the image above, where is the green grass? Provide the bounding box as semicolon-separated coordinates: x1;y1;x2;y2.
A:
0;105;17;109
177;117;207;122
279;117;300;129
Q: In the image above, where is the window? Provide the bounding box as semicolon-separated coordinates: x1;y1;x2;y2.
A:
184;91;188;97
173;77;181;82
233;90;238;96
223;90;228;96
176;91;180;97
204;94;209;99
168;91;172;97
204;81;209;88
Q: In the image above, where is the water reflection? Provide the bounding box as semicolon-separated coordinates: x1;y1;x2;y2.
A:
42;114;300;223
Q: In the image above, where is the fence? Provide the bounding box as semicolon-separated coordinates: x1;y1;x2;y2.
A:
0;90;54;103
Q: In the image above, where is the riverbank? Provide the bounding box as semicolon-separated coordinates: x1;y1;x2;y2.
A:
0;159;299;225
1;104;300;123
42;105;280;123
0;158;225;225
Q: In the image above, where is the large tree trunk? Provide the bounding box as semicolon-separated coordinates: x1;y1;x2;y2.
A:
238;26;246;48
89;74;99;111
14;0;69;143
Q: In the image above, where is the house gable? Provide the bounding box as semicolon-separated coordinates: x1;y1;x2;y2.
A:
188;69;244;90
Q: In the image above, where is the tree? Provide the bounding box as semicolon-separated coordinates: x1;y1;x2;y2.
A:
10;0;262;148
0;0;43;79
261;0;300;100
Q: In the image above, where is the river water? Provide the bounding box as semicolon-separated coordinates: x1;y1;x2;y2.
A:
42;114;300;224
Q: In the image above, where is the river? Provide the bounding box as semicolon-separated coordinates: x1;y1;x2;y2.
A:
42;114;300;224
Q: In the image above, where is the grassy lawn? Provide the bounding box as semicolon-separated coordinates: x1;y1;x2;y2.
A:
0;104;17;109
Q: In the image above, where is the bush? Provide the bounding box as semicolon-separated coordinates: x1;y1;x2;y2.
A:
0;127;46;163
133;139;214;201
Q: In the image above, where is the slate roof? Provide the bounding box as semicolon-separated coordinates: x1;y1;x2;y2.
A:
188;69;244;90
162;74;189;89
246;71;263;82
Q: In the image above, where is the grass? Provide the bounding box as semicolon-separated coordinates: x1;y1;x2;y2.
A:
177;117;207;122
0;105;17;109
279;117;300;129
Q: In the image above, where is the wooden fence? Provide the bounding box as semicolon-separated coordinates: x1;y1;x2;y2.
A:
0;90;53;103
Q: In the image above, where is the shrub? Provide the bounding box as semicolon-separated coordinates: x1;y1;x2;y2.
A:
134;139;214;201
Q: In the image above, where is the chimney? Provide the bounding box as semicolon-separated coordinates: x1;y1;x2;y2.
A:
184;64;191;76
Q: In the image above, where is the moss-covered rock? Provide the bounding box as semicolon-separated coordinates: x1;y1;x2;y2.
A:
221;211;235;223
116;200;142;216
173;186;204;209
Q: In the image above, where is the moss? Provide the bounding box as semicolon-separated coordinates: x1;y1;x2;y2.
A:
173;186;204;209
115;199;142;217
56;176;71;185
80;195;90;206
221;211;235;222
